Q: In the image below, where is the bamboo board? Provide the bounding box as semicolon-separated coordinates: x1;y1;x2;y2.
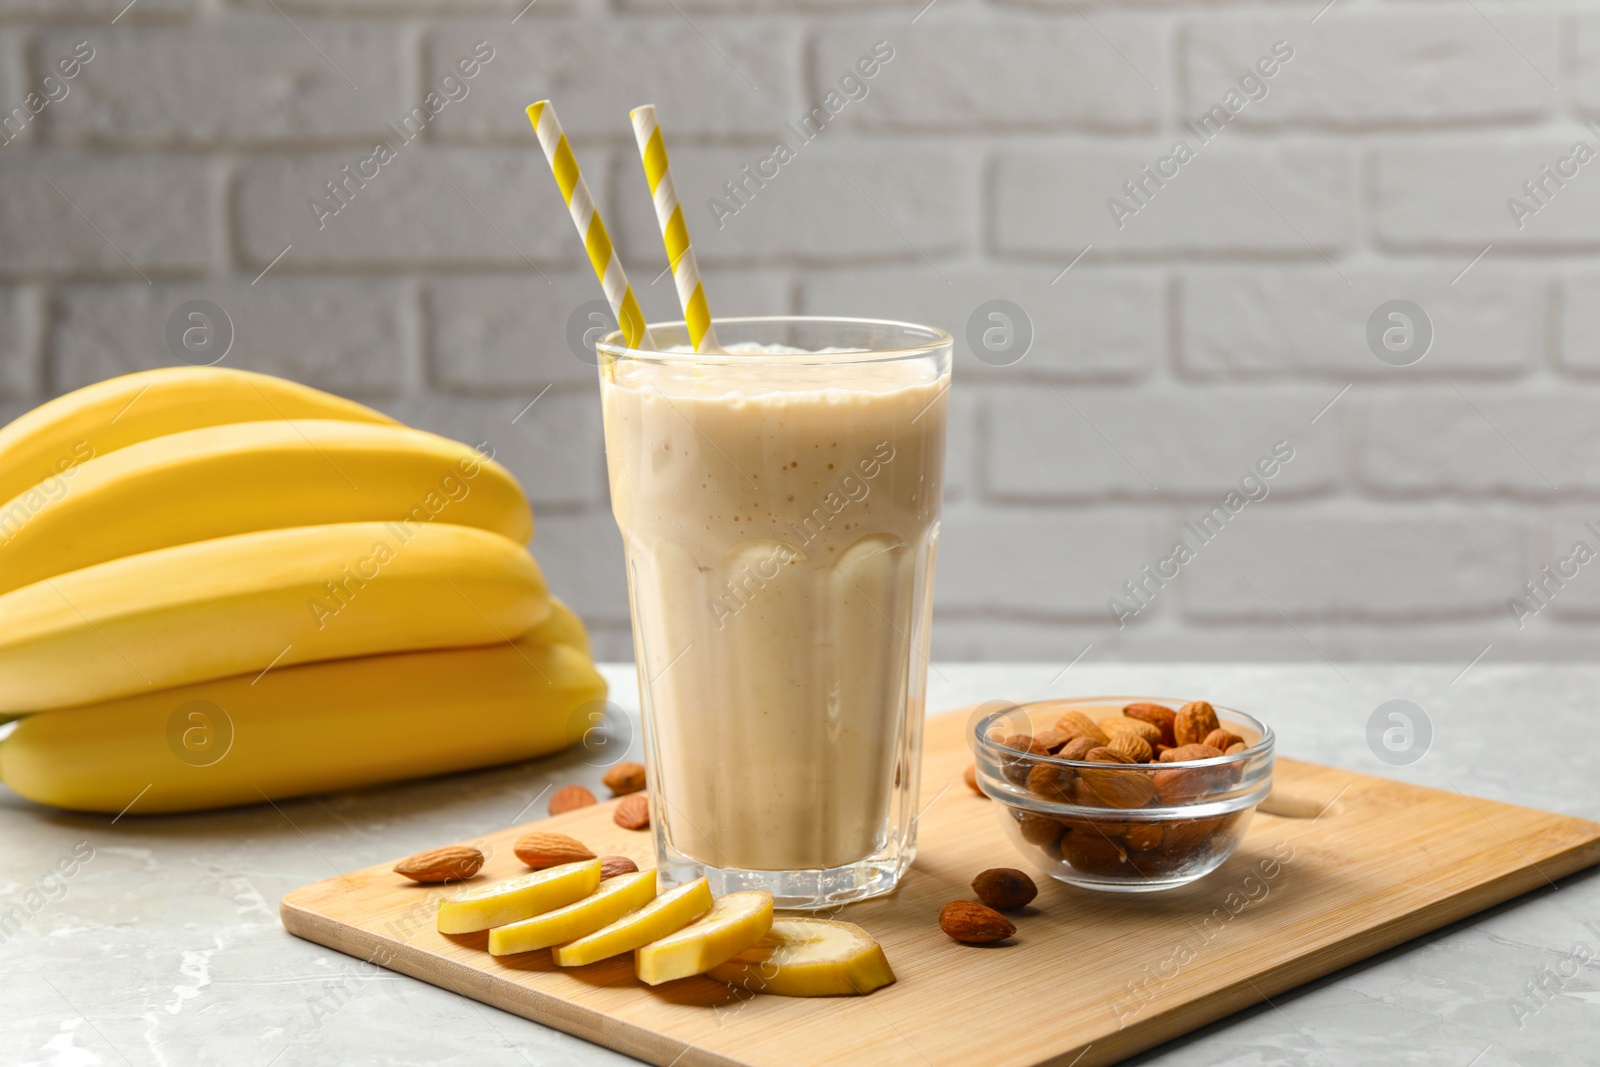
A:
281;709;1600;1067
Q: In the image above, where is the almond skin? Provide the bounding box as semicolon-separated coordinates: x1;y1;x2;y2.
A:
1175;701;1221;747
601;761;647;796
599;855;639;879
940;900;1016;944
1158;743;1225;763
1016;810;1065;846
1057;736;1100;762
1122;703;1177;746
1107;732;1154;763
1100;717;1162;747
999;734;1049;785
1077;765;1157;809
393;845;483;884
971;868;1038;911
614;793;650;830
549;784;598;815
1203;728;1245;752
1053;710;1109;746
1026;762;1074;803
513;832;595;869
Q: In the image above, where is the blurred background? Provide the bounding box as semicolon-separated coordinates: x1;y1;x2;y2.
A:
0;0;1589;665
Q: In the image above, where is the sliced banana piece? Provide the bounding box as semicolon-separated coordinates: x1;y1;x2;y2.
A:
489;870;658;956
635;890;774;986
436;860;600;934
707;917;896;997
551;877;712;968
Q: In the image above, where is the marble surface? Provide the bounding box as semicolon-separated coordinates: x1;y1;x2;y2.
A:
3;663;1598;1067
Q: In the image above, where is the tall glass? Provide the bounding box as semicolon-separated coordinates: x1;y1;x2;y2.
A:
596;317;951;908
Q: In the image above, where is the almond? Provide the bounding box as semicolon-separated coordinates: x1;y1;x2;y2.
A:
939;900;1016;944
1032;727;1072;753
1122;823;1163;852
1057;736;1100;761
999;734;1049;785
1122;703;1177;746
1224;741;1247;755
513;832;595;869
1016;810;1065;846
1059;830;1126;874
1203;728;1245;752
1151;765;1226;805
1076;765;1157;809
971;868;1038;911
1162;816;1222;856
963;763;986;796
601;761;647;796
1107;732;1154;764
1025;762;1074;803
1085;746;1133;764
1053;710;1109;746
1158;743;1225;763
614;793;650;830
599;855;639;879
1100;717;1162;747
393;845;483;884
1175;701;1220;747
549;784;597;815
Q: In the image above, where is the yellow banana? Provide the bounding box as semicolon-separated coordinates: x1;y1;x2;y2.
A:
0;635;607;814
0;419;532;595
533;596;592;658
0;522;549;714
0;366;395;508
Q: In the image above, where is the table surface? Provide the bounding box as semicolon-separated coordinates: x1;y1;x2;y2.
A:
4;663;1597;1067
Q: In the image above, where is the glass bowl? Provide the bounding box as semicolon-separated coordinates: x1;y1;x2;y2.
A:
971;698;1274;892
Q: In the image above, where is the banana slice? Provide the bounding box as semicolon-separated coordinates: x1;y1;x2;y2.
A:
636;891;774;986
489;870;658;956
707;918;896;997
551;877;712;968
437;860;600;934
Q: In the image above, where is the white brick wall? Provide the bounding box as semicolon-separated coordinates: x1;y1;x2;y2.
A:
0;0;1593;669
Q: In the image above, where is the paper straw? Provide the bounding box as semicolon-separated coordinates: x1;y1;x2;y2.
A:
525;101;653;351
629;104;719;354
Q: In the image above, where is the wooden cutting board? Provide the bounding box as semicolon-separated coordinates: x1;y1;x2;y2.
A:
281;709;1600;1067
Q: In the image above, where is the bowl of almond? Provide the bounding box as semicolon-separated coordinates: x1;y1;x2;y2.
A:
971;698;1274;892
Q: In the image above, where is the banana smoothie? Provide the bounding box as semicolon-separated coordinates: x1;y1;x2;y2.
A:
599;323;949;888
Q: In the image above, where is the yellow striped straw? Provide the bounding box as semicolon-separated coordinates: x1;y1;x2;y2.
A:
525;101;654;351
629;104;720;354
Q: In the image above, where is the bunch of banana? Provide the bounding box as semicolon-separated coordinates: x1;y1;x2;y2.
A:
0;367;607;814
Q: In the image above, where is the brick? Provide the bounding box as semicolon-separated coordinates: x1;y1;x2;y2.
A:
1558;273;1600;374
800;266;1159;381
1359;392;1600;496
429;269;789;394
935;506;1158;618
524;510;629;624
614;144;975;266
1183;14;1556;129
426;22;800;141
1571;13;1600;118
377;391;605;511
0;152;210;278
1534;511;1600;619
39;24;407;146
0;286;39;398
994;148;1353;257
623;0;909;9
241;0;565;11
941;385;978;503
0;0;194;19
811;20;1160;132
0;30;26;147
985;386;1337;501
584;622;636;664
51;279;416;396
1181;266;1538;378
1374;141;1600;250
1181;510;1527;621
235;147;594;269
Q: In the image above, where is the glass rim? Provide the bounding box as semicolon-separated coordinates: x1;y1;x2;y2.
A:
594;314;954;366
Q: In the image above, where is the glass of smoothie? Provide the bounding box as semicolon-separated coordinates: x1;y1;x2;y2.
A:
596;316;951;908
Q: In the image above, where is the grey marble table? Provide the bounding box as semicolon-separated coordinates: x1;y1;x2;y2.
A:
3;663;1597;1067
